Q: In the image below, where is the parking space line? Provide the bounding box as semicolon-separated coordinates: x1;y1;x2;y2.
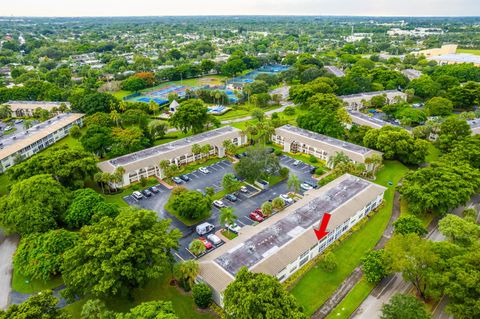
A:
209;166;218;171
174;252;185;261
236;219;246;226
243;216;253;224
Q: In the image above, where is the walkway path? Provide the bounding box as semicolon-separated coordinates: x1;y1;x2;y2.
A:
0;232;19;310
310;192;402;319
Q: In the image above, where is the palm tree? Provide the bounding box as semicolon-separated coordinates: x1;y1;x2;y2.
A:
114;166;125;189
23;120;33;130
119;101;128;113
191;144;202;161
201;144;211;160
110;110;121;127
0;104;12;119
174;260;199;291
364;154;383;177
261;201;273;216
149;100;159;116
219;207;237;233
328;152;351;169
188;240;206;257
272;197;285;211
287;174;301;194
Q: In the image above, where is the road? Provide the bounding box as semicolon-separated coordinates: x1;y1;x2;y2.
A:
351;195;480;319
0;232;18;310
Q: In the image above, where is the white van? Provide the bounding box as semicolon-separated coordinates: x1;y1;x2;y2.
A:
196;222;214;235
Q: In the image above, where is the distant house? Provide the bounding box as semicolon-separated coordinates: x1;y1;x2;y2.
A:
169;100;180;113
324;66;345;77
402;69;422;80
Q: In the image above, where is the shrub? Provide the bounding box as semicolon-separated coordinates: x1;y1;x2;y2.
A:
192;283;212;308
284;106;296;116
309;155;318;163
274;149;283;156
315;167;324;175
320;252;337;272
261;201;273;216
140;177;147;187
279;167;290;178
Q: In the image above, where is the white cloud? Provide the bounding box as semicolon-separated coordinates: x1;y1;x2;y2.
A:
3;0;479;17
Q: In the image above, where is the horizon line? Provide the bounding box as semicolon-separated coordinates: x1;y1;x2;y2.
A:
2;14;480;18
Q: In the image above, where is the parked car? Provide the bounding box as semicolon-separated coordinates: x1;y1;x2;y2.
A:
304;180;318;189
149;186;160;194
240;186;248;193
207;234;222;246
196;222;215;236
141;189;152;197
310;167;318;174
280;194;294;205
213;200;226;208
249;211;264;222
180;174;190;182
225;223;241;234
293;160;301;166
198;237;213;250
199;167;209;174
172;176;183;184
300;183;313;191
253;208;266;218
14;119;23;124
132;191;143;200
225;193;238;202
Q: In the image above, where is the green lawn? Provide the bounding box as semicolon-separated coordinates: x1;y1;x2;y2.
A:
221;230;238;240
12;268;63;294
290;161;409;316
111;90;133;100
64;272;215;319
457;48;480;56
325;278;374;319
425;143;441;164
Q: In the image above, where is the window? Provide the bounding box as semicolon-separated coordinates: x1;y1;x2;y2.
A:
299;256;309;267
299;250;309;259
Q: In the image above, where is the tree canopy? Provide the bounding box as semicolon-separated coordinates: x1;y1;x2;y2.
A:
224;267;307;319
62;208;181;300
170;99;209;134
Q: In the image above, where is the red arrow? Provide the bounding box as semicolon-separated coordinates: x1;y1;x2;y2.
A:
314;213;331;241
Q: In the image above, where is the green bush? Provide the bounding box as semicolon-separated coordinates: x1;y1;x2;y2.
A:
274;149;283;156
140;177;147;187
284;106;296;116
192;283;212;308
309;155;318;164
315;167;324;175
320;252;337;272
279;167;290;178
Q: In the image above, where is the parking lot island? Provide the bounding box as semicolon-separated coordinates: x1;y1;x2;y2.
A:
196;174;386;306
98;126;247;186
272;125;382;171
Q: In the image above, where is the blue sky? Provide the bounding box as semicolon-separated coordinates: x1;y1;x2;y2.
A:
2;0;479;17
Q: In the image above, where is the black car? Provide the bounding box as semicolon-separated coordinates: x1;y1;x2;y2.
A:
180;174;190;182
149;186;160;194
225;194;238;202
142;189;153;197
310;167;318;174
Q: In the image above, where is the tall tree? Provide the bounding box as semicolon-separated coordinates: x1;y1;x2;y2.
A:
62;208;181;300
0;290;70;319
381;294;431;319
170;99;209;134
224;267;307;319
173;260;199;291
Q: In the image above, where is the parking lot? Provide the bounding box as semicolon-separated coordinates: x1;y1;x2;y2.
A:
123;156;322;261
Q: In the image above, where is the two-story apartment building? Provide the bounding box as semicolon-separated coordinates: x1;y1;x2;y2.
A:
197;174;386;306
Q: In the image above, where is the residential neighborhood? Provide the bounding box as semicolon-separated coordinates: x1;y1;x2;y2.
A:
0;4;479;319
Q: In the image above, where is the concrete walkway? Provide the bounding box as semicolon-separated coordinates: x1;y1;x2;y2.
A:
0;233;19;310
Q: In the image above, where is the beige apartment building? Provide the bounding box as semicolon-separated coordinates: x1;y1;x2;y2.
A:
340;90;408;111
272;125;382;170
6;101;71;117
98;126;246;186
0;113;84;172
197;174;386;306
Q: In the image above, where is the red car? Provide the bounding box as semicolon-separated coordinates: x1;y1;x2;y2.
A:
253;208;266;218
198;237;213;250
249;211;264;222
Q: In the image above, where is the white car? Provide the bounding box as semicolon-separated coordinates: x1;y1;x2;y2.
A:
132;191;144;200
225;223;241;234
280;194;294;205
300;183;313;191
213;200;226;208
293;160;301;166
240;186;248;193
199;167;209;174
207;234;222;246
